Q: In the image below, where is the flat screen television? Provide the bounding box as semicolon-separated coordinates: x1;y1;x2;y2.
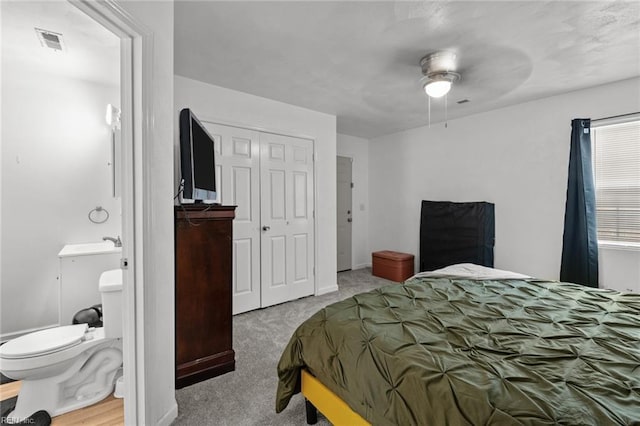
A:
179;108;217;202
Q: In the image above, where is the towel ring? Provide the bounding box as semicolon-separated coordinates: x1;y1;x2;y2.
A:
88;206;110;224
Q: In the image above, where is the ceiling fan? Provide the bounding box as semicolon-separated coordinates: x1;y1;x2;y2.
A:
419;51;460;98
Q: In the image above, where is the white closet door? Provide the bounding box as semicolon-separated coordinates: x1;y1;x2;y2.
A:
260;132;315;307
204;122;261;315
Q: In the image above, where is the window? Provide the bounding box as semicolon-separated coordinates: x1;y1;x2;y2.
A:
591;117;640;244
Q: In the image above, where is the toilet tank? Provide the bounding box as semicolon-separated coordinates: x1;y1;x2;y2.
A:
99;269;123;338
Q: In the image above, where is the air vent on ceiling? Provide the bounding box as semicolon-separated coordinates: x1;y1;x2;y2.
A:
457;99;470;104
35;28;65;52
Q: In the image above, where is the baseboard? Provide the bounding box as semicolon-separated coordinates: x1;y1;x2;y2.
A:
1;323;59;344
157;399;178;426
352;263;371;270
316;285;339;296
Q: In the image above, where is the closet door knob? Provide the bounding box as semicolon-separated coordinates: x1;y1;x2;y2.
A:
262;226;270;231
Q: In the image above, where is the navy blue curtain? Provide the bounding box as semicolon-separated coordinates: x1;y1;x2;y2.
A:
560;119;599;287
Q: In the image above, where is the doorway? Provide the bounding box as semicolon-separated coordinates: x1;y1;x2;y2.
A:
337;156;353;272
0;0;137;422
62;1;152;424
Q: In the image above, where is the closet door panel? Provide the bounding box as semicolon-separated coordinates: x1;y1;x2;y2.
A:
260;132;315;307
204;123;261;314
293;233;309;283
233;238;253;295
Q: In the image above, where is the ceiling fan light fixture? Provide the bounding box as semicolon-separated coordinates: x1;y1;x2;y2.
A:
423;77;453;98
420;51;460;99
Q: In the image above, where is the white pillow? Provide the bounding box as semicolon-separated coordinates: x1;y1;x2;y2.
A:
413;263;531;280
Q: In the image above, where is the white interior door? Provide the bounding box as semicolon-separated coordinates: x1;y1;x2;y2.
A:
260;132;315;307
336;156;352;271
204;122;261;314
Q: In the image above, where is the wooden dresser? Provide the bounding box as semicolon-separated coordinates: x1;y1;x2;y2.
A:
174;204;236;388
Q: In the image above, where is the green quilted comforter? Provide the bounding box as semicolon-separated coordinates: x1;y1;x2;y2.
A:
276;277;640;425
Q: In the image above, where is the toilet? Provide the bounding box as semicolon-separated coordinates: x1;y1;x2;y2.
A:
0;269;123;421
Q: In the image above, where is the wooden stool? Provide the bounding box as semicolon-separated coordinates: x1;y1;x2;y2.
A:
372;251;415;282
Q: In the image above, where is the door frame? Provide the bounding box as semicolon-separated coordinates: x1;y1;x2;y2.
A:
198;116;320;297
69;1;152;423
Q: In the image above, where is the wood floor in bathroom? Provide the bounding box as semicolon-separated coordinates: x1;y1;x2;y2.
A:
0;381;124;425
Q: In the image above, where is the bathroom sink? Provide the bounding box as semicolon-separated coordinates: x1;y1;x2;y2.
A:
58;242;122;258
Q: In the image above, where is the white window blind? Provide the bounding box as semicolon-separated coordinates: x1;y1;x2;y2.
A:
591;119;640;244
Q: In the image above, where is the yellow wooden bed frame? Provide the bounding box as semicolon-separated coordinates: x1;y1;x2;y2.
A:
301;369;370;425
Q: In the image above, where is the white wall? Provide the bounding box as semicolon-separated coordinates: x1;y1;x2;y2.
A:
369;78;640;281
174;75;338;295
118;2;177;425
1;64;121;337
337;134;370;269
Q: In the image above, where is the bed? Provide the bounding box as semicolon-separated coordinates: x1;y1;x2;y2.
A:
276;264;640;425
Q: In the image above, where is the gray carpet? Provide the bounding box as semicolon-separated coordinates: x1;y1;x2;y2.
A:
174;268;394;426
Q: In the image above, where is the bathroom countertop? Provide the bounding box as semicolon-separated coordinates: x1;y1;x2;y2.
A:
58;242;122;258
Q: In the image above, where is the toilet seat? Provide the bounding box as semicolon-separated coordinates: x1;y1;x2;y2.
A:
0;326;110;378
0;324;89;359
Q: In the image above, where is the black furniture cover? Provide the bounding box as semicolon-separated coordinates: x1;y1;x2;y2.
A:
419;200;495;271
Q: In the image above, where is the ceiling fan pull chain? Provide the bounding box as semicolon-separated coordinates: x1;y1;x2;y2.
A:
445;94;448;128
428;96;431;128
